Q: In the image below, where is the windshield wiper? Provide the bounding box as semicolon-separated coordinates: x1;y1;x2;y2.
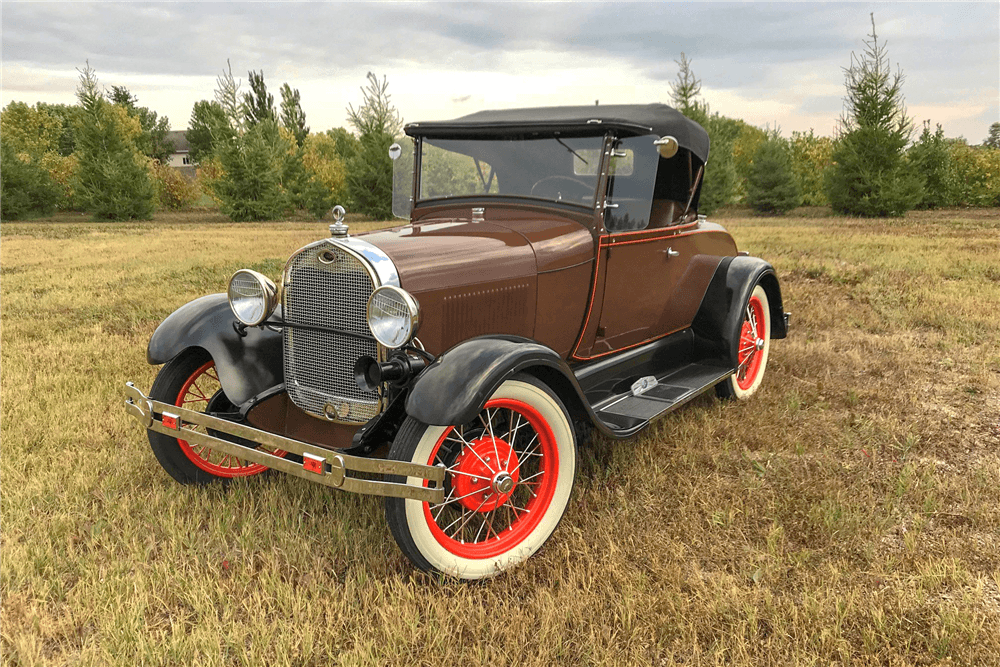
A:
555;137;588;165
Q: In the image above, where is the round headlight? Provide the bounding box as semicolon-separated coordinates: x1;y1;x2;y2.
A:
227;269;277;326
367;285;420;349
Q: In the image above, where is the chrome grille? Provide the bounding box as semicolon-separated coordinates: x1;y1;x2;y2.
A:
282;243;381;423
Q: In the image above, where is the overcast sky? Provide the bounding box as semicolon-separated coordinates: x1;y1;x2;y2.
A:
2;2;997;142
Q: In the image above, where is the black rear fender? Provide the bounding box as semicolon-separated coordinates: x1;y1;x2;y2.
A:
147;294;283;406
691;256;787;366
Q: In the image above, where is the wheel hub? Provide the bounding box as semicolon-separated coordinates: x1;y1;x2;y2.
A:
451;436;520;512
755;337;765;351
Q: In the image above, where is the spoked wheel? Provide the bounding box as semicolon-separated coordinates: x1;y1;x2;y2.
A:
717;284;771;400
148;349;285;484
385;375;577;580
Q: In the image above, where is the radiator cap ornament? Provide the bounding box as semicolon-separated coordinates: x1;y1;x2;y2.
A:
329;205;348;237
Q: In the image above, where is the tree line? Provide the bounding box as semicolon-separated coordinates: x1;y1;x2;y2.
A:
676;15;1000;217
3;20;999;222
1;63;399;222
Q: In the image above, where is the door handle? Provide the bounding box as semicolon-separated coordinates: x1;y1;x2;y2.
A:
663;247;680;257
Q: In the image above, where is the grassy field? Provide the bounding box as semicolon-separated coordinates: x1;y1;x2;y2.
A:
2;208;999;666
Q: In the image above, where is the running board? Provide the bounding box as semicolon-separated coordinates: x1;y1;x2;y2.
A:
591;363;732;434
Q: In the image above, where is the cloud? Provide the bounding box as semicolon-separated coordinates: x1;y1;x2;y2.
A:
1;2;996;140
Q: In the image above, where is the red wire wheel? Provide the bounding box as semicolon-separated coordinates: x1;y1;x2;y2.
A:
385;376;577;580
147;349;284;485
736;294;767;390
422;396;559;559
173;360;279;478
718;284;771;400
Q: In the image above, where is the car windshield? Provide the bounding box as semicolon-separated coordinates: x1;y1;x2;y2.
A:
416;136;606;207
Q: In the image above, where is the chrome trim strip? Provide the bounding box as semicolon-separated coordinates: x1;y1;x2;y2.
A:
124;382;445;502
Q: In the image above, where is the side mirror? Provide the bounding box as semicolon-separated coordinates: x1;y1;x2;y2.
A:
388;143;402;161
654;136;679;159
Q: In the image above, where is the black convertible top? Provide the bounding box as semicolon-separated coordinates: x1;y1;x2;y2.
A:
404;103;710;163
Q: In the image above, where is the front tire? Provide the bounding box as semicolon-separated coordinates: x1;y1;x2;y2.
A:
716;284;771;400
148;348;280;485
385;376;577;580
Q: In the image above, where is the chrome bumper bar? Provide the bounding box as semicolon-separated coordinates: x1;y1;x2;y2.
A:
124;382;444;503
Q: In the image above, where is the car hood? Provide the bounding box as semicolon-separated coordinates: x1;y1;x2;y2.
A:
356;218;536;293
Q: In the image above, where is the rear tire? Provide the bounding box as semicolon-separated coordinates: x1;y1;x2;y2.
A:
148;348;280;485
716;284;771;400
385;375;577;580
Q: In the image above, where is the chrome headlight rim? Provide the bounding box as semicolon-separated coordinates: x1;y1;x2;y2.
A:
366;285;421;349
227;269;278;327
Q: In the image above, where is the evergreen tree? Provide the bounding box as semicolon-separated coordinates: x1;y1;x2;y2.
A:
325;127;361;164
243;70;276;128
908;121;954;209
210;120;287;221
215;60;245;135
73;63;156;220
825;15;921;216
345;72;400;219
107;86;173;162
668;54;737;214
747;131;801;215
280;83;309;147
186;100;235;163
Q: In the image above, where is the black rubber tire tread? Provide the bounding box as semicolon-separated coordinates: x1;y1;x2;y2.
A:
384;373;577;577
147;348;235;486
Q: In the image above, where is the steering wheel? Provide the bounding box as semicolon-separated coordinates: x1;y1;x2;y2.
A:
529;176;593;201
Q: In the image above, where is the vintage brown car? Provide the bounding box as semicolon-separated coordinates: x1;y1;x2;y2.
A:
125;103;788;579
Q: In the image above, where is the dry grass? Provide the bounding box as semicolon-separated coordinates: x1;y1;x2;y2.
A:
2;209;999;666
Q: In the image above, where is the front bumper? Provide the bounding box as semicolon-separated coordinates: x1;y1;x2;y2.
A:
124;382;444;503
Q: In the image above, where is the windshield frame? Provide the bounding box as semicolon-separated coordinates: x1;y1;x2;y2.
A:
412;135;611;211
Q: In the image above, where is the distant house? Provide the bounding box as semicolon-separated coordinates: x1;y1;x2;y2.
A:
165;130;197;179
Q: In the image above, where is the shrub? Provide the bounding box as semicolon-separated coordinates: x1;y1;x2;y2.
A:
948;142;1000;207
1;139;61;220
789;130;835;206
747;134;801;215
149;160;199;210
908;122;954;209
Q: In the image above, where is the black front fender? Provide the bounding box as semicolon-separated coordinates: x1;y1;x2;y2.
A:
147;294;282;406
406;336;575;426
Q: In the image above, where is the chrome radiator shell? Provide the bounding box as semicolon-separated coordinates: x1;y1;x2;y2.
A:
281;239;396;424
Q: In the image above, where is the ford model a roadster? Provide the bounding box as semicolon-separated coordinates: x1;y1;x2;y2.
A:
125;104;788;579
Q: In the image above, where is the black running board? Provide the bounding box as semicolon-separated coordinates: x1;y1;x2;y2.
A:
590;363;732;434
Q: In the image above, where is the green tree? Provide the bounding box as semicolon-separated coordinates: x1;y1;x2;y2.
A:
280;83;309;147
325;127;361;163
186;100;235;164
210;120;287;221
983;122;1000;149
908;121;954;209
746;131;801;215
0;137;60;219
345;72;401;219
73;63;156;220
669;53;702;115
243;70;276;128
825;15;921;216
107;86;173;162
35;102;84;156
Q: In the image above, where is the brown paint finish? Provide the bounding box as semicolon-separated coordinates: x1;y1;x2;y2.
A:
574;221;737;360
534;261;594;358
